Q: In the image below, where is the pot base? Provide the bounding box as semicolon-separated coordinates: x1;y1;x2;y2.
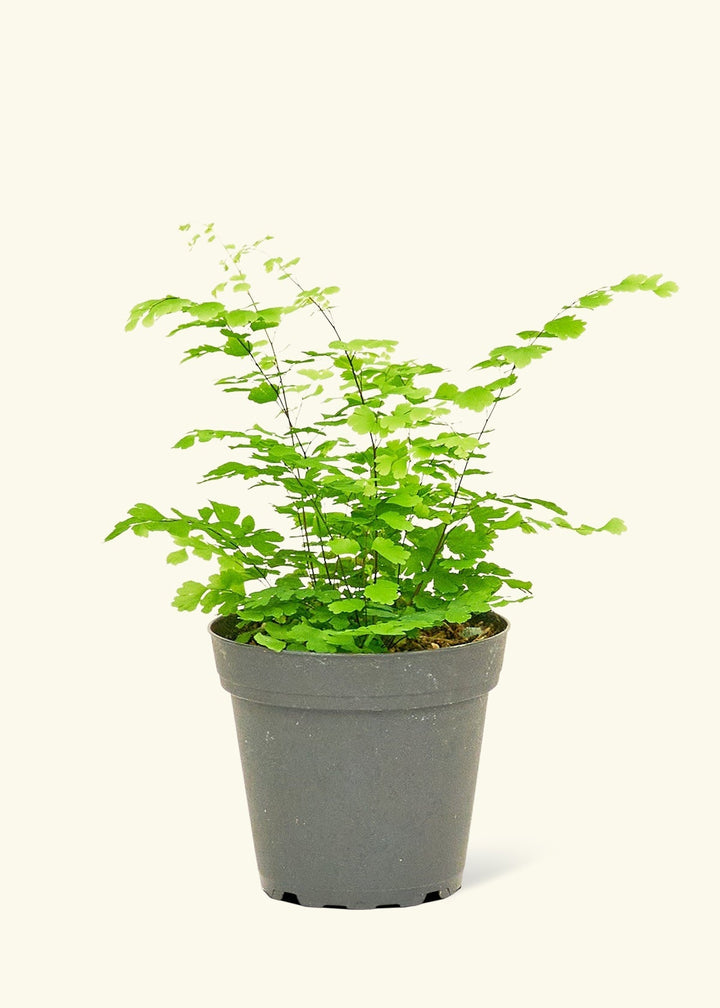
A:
261;874;462;909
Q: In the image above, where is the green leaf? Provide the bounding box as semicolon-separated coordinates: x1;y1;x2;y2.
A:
456;385;495;411
492;345;551;368
297;367;334;380
328;598;366;614
210;501;241;525
126;298;187;332
190;540;214;560
249;529;283;555
329;538;361;556
225;308;258;327
610;274;644;292
104;516;135;541
388;490;423;507
610;273;670;294
129;503;165;521
436;382;459;401
445;525;492;558
124;309;145;332
248;382;280;404
222;333;252;357
492;511;524;530
347;405;380;435
543;315;586;339
172;581;206;612
442;599;474;623
376;511;413;532
364;579;399;604
251;318;281;332
553;515;626;536
250;307;285;331
484;374;518;391
436;383;494;411
638;273;663;291
303;627;339;653
330;338;397;352
166;548;188;565
181;344;223;362
371;537;410;565
600;517;627;535
254;631;287;652
578;291;613;309
511;495;568;516
187;301;225;322
201;461;261;481
152;297;191;319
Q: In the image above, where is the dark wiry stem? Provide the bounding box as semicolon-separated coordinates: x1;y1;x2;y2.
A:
408;290;607;603
221;243;355;593
283;273;382;584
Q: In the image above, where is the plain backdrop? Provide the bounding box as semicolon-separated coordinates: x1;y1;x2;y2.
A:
2;1;718;1005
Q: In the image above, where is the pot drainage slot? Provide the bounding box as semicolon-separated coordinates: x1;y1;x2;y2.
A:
322;904;348;909
376;904;401;908
423;890;442;903
281;892;301;904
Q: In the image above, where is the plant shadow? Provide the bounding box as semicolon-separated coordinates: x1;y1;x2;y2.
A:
461;845;539;888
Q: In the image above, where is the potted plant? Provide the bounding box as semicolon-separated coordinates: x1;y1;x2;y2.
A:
107;224;677;908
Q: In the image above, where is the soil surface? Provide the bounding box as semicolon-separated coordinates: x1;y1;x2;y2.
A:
219;611;504;652
386;612;503;651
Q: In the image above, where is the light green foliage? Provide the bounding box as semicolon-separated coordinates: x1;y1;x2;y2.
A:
365;579;400;604
372;537;411;565
107;224;677;652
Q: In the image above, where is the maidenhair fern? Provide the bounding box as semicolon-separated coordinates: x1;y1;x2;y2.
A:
107;225;677;652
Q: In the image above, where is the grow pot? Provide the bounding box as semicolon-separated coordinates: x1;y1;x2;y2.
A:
209;612;508;909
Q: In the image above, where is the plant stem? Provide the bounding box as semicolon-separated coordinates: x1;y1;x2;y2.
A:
283;273;382;585
221;242;356;594
408;292;598;603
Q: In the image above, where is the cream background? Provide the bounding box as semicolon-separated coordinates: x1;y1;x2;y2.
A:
2;1;718;1005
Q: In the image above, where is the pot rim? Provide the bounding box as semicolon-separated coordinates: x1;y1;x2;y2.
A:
209;610;509;709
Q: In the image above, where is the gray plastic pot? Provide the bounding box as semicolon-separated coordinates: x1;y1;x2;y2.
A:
209;613;508;909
